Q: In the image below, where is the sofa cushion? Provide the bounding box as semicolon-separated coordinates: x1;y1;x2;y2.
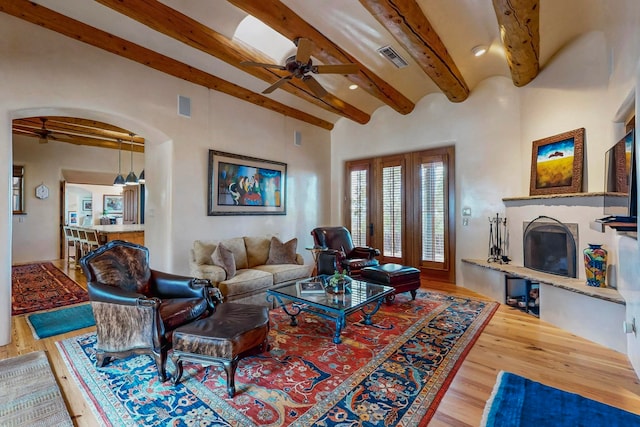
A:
254;263;313;284
266;237;298;265
244;236;271;268
193;240;216;265
220;237;248;270
190;264;226;284
211;243;236;280
217;269;273;299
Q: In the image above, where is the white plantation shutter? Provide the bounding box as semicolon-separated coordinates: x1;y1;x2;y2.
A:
350;168;368;247
382;165;402;257
421;159;445;262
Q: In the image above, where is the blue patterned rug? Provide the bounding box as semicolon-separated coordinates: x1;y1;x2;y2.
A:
482;371;640;426
57;290;497;426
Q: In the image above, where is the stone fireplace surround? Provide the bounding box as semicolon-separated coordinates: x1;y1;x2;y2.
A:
461;193;631;353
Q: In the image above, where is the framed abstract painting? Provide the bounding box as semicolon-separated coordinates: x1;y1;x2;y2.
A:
208;150;286;215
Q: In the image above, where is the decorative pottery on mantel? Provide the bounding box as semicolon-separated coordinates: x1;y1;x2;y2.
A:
583;244;607;287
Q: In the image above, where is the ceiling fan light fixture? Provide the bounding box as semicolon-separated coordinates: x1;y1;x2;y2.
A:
472;45;488;57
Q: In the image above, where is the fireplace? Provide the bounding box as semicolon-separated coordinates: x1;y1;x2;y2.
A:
523;216;578;278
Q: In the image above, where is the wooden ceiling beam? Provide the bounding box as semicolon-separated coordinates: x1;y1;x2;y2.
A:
95;0;368;124
359;0;469;102
14;117;146;144
226;0;415;115
0;0;334;131
492;0;540;87
12;127;146;152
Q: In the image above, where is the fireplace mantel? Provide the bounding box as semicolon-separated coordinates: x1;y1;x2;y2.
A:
462;259;624;305
502;192;611;204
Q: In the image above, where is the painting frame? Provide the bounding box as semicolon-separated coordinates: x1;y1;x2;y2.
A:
82;198;92;211
103;194;123;214
208;150;287;216
529;128;585;196
68;210;78;225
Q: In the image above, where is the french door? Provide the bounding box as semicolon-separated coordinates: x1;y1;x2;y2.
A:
345;146;455;282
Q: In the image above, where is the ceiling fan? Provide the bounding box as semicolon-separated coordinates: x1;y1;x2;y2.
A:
32;117;60;143
241;38;359;98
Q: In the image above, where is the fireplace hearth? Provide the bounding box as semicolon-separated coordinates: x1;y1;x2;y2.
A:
523;216;578;278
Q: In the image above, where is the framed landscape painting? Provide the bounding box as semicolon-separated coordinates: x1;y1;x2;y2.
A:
103;194;123;214
529;128;585;196
208;150;286;216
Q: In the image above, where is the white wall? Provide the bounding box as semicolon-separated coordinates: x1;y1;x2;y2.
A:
0;14;332;345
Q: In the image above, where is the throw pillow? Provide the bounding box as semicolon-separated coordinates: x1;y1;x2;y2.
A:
193;240;216;265
211;243;236;280
244;236;271;267
266;237;298;265
219;237;248;270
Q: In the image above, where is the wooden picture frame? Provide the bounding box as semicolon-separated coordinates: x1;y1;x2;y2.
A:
208;150;286;216
103;194;123;214
529;128;585;196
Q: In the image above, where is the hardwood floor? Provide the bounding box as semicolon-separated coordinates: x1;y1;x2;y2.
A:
3;262;640;426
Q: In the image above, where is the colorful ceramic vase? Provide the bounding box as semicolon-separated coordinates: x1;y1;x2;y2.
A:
583;244;607;287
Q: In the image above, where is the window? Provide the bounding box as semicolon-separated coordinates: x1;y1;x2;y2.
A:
382;165;402;257
12;165;25;214
420;159;445;262
349;167;369;247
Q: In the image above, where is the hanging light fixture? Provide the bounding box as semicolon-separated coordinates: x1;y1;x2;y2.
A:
113;139;126;187
125;132;138;185
138;169;145;184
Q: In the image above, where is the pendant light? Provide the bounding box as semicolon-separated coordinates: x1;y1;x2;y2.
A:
113;139;126;187
125;132;138;185
138;169;145;184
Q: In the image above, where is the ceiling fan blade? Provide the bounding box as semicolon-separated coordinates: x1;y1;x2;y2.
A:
295;38;313;64
262;75;292;94
240;61;286;70
313;64;360;75
302;75;328;98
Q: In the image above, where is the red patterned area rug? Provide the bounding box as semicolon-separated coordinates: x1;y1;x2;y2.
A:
11;263;88;316
58;290;498;426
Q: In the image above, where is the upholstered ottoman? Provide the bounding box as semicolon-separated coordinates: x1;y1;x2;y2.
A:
171;302;270;397
360;264;421;302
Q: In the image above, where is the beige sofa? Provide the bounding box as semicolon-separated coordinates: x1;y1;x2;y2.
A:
189;236;313;307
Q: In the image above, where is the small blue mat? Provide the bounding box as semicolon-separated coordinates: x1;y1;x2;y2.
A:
26;304;95;339
482;371;640;426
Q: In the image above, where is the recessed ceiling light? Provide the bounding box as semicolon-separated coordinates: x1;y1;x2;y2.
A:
472;45;488;57
349;84;358;90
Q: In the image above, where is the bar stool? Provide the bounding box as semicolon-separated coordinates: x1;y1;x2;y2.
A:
63;226;77;267
84;229;101;254
70;227;83;268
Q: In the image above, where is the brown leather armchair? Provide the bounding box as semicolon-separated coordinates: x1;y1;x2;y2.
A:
80;240;214;381
311;226;380;276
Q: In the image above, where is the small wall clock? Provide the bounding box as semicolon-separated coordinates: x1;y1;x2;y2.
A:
35;183;49;200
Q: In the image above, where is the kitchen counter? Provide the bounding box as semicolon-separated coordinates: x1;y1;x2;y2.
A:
77;224;144;245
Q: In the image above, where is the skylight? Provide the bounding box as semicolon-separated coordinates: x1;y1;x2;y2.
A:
233;15;295;64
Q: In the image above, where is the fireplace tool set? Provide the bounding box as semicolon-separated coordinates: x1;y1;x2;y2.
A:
488;213;510;263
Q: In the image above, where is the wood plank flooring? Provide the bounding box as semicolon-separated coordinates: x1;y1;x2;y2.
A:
2;261;640;426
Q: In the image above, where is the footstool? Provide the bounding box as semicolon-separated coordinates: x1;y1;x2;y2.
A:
360;264;421;302
171;302;270;397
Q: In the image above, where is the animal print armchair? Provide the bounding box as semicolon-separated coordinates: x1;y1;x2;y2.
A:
80;240;215;381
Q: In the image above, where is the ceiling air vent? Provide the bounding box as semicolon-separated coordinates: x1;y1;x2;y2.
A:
377;45;409;69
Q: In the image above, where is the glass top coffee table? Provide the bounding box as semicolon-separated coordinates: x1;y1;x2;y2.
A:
267;275;394;344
